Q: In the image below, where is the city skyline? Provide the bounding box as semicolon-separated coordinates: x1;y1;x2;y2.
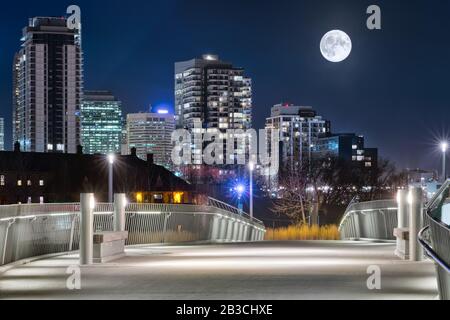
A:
0;0;449;171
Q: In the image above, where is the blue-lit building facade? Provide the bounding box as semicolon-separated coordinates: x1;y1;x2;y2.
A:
81;91;123;155
312;133;378;170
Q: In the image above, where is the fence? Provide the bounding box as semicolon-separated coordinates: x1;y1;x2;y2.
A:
338;200;398;240
419;180;450;300
0;198;266;267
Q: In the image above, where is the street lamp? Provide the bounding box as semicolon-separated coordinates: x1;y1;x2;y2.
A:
441;142;448;182
249;162;255;220
107;154;115;203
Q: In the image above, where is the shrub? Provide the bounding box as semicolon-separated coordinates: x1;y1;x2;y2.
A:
265;225;340;241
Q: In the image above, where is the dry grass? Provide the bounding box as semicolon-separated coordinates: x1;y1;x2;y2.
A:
265;225;341;241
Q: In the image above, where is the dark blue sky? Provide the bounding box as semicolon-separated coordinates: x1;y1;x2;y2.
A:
0;0;449;171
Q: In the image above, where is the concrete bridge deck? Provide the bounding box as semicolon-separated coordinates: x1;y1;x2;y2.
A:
0;241;438;300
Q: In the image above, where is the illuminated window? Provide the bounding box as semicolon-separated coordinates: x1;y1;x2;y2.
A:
39;180;44;186
40;197;44;204
17;180;22;186
173;192;184;204
136;193;143;203
27;180;32;186
0;175;4;186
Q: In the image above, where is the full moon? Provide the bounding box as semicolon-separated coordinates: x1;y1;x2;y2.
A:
320;30;352;63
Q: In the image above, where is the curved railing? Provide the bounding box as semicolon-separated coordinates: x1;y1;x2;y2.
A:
0;199;266;267
339;199;398;240
419;180;450;300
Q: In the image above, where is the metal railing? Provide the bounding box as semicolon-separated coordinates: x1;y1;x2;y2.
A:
339;200;398;240
0;198;266;267
419;180;450;300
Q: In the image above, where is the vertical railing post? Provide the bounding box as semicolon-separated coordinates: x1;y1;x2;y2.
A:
68;214;76;252
353;212;361;239
161;213;171;244
114;194;127;232
210;215;221;241
1;219;15;266
80;193;94;265
409;187;424;262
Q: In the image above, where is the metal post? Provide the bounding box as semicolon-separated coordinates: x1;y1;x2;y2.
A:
210;215;221;241
161;213;171;244
443;151;447;182
1;219;15;266
250;165;254;220
397;190;408;228
114;193;127;232
108;162;113;203
80;193;94;265
409;187;424;262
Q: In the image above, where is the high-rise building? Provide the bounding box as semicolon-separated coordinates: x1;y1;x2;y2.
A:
81;91;122;155
312;133;378;169
175;55;252;166
13;16;83;153
265;103;330;170
0;118;4;151
126;110;175;168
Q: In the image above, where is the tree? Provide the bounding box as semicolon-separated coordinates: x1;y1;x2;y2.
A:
269;156;403;224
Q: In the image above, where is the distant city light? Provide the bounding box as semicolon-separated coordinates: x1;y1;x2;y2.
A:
157;109;169;114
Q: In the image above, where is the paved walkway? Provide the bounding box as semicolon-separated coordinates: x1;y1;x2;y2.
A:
0;241;438;300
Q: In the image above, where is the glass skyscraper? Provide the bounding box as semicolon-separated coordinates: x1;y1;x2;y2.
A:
13;16;83;153
81;91;123;155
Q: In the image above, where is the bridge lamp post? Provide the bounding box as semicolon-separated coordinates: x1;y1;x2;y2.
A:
249;162;255;220
441;142;448;182
108;154;115;203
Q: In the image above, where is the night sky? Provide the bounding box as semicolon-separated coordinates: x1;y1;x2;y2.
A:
0;0;449;172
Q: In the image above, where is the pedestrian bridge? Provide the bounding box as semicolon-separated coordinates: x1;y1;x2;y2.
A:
1;184;450;300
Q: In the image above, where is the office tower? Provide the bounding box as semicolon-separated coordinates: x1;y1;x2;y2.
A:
175;55;252;166
0;118;4;151
13;16;83;153
80;91;122;155
265;103;330;169
312;133;378;169
126;110;175;168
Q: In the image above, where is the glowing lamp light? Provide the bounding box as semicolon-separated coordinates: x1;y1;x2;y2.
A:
157;109;169;115
89;196;96;210
136;193;143;203
249;162;255;171
441;142;448;153
236;184;245;195
108;154;115;164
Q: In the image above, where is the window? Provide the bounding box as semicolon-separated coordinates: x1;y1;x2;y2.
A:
39;180;44;186
27;180;32;186
39;197;44;204
0;175;4;186
17;180;22;186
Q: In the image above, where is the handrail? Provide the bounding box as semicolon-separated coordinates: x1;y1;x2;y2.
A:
426;179;450;211
418;226;450;273
338;199;396;231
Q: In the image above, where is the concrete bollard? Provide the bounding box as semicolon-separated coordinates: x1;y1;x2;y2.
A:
210;215;221;241
80;193;94;265
114;194;127;232
409;187;424;262
226;219;234;241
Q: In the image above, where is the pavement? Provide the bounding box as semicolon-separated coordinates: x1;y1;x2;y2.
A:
0;241;439;300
